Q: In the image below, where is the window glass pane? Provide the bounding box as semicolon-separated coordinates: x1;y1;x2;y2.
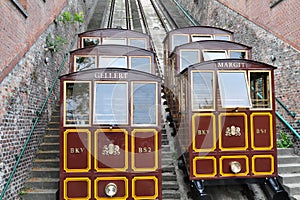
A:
214;35;230;41
94;83;127;124
99;56;127;68
218;72;251;108
75;56;96;71
102;38;126;45
203;51;227;61
65;82;90;125
192;72;214;110
130;57;151;73
191;35;212;42
133;83;157;125
180;50;199;71
129;39;146;49
172;34;189;51
250;72;271;108
230;51;247;59
82;37;100;47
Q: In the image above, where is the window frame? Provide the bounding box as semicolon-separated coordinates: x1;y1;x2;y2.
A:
81;37;101;48
131;81;158;126
172;34;189;52
191;34;213;42
129;56;152;73
128;38;147;49
93;81;129;125
179;49;201;71
102;37;126;45
98;56;127;68
228;50;248;59
214;34;231;41
63;81;91;127
203;50;228;61
191;70;215;111
74;55;97;72
217;71;252;109
248;70;273;110
11;0;28;17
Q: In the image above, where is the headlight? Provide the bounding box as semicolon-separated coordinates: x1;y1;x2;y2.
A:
230;161;241;174
105;183;118;197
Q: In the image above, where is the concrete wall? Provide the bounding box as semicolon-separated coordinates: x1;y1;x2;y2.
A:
0;0;97;199
180;0;300;146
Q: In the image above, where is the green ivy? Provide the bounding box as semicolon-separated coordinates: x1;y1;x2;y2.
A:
58;11;84;24
277;130;293;148
46;34;67;52
73;12;84;23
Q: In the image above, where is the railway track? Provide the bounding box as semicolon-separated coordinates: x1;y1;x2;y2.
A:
86;0;270;199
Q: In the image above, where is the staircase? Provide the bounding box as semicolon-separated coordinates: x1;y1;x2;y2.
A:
20;105;60;200
161;127;181;199
278;148;300;200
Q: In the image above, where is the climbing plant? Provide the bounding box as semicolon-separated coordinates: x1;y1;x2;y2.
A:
277;130;293;148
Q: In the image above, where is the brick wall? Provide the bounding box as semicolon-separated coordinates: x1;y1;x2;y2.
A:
217;0;300;51
0;0;67;82
179;0;300;146
0;0;97;199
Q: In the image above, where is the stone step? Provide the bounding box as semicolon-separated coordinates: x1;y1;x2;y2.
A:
49;114;60;122
162;172;177;182
278;163;300;174
26;178;59;189
20;189;58;200
47;121;60;129
291;195;300;200
33;159;60;168
161;133;168;140
51;110;60;116
162;165;175;173
30;168;60;178
43;135;60;143
162;144;171;151
162;181;179;190
279;173;300;184
39;143;60;151
162;190;181;199
277;148;294;156
162;151;173;157
162;158;173;166
46;128;60;135
162;138;169;145
36;150;60;159
283;183;300;195
278;155;300;164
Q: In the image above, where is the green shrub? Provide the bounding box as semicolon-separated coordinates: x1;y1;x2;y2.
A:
277;130;293;148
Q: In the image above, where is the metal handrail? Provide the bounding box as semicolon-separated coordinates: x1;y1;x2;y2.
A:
276;111;300;140
276;97;296;118
170;0;200;26
0;30;78;200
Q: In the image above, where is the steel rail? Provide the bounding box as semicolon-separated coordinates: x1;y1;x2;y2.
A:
125;0;131;29
149;0;173;32
136;0;163;78
107;0;116;28
155;0;179;30
0;25;79;200
135;0;149;35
